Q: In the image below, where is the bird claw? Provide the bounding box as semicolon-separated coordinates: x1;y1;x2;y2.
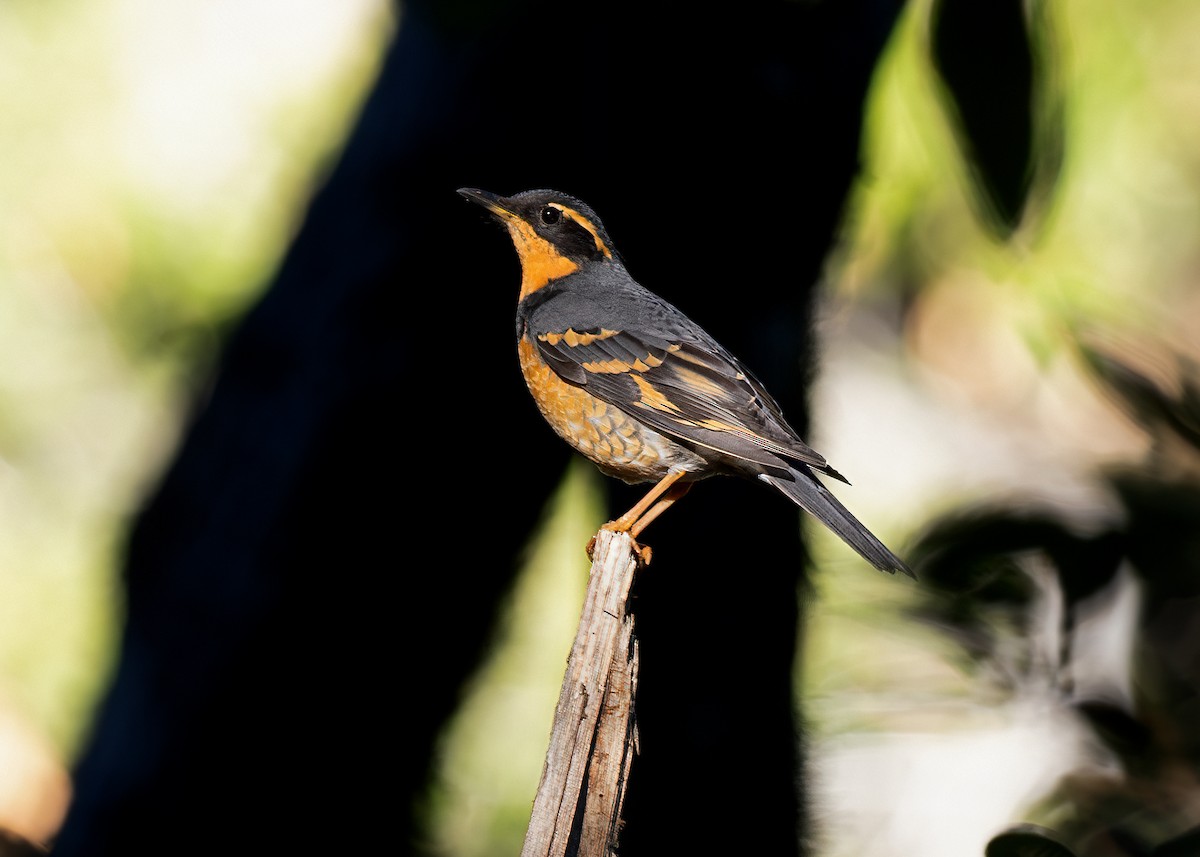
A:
586;527;652;566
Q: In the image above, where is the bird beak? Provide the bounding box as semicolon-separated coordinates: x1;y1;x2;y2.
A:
457;187;514;220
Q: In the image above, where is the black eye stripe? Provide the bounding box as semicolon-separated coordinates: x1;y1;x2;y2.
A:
533;202;608;261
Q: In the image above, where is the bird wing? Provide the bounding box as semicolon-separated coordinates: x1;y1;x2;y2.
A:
529;314;839;477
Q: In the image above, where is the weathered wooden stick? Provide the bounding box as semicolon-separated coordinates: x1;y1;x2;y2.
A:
520;529;641;857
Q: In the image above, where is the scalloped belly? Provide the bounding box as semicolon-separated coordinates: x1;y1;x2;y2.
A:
517;336;706;484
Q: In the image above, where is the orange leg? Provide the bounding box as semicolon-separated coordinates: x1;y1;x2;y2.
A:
629;481;691;538
587;471;691;565
605;470;689;534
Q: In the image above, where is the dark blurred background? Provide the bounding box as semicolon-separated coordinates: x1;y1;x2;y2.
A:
1;1;1199;856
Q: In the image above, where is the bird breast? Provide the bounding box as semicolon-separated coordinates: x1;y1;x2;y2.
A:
517;335;706;484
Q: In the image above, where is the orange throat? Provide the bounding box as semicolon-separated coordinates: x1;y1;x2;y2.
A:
505;219;578;298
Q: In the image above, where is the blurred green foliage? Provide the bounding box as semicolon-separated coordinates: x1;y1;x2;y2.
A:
0;0;393;757
800;1;1200;854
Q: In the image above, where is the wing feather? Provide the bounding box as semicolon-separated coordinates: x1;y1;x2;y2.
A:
532;324;835;475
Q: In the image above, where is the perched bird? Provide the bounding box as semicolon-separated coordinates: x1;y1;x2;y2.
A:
458;187;912;577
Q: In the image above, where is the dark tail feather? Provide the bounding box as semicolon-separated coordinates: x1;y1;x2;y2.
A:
760;471;915;578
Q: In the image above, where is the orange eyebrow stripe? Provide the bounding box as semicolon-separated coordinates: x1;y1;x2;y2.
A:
548;203;613;259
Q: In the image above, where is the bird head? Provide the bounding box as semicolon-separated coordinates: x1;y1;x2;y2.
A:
458;188;616;297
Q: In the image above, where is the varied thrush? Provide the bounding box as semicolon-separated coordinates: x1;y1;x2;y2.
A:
458;187;912;577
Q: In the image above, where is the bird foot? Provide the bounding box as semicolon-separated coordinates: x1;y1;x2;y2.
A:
586;525;652;566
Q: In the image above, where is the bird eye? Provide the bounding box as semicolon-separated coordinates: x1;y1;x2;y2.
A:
540;206;561;225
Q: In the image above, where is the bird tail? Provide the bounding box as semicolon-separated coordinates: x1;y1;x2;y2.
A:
760;470;915;578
